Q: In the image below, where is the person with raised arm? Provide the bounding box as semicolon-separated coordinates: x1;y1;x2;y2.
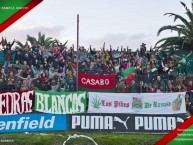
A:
174;51;192;75
16;69;40;89
3;37;15;73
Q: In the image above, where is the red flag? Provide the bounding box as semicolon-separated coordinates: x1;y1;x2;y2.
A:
71;63;77;70
53;47;59;54
125;73;133;84
70;63;76;72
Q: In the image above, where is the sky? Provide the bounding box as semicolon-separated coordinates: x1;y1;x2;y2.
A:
0;0;192;50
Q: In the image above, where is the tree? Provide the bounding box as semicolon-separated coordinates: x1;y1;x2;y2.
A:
155;1;193;50
27;32;54;49
16;32;54;49
15;41;25;49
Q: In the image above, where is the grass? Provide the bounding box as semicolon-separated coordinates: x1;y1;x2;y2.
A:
0;131;165;145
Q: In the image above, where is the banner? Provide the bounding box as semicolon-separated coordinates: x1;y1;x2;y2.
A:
0;113;67;133
68;113;186;133
34;91;87;114
78;73;115;90
0;91;34;115
88;92;186;114
155;116;193;145
0;0;43;33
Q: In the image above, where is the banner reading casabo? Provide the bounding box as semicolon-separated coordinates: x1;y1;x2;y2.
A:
34;91;87;114
78;73;115;90
88;92;186;114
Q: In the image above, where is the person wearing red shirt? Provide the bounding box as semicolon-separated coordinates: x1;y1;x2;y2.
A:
187;80;193;91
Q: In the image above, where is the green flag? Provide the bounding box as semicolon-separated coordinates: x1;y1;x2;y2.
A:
122;66;135;79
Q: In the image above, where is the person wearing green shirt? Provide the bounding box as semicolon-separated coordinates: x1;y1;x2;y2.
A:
175;51;192;75
175;63;184;75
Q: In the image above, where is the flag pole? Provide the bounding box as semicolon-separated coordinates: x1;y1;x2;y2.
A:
76;14;79;92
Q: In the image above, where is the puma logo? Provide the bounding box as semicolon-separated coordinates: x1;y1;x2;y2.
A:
177;117;184;123
114;116;130;129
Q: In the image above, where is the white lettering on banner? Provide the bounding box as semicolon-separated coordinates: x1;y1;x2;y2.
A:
91;116;103;129
0;116;55;131
135;117;176;130
72;116;113;129
0;91;33;115
35;92;85;114
81;78;109;86
167;117;176;130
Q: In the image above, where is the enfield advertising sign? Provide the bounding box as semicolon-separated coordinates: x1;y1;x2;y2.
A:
68;113;186;133
0;113;67;133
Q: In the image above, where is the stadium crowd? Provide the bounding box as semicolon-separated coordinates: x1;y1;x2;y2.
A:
0;37;193;95
0;38;76;92
79;44;193;93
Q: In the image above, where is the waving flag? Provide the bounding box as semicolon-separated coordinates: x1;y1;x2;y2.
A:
122;66;135;83
71;63;76;72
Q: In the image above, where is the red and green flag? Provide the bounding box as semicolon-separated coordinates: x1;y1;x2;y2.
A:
122;66;135;83
155;116;193;145
0;0;43;33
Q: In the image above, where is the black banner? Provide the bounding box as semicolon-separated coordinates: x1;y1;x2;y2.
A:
68;113;186;133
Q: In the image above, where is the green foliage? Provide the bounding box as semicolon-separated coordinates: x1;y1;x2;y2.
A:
91;96;101;109
155;1;193;50
26;32;54;49
15;40;24;49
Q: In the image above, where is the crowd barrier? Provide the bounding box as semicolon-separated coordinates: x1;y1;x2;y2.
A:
0;91;191;133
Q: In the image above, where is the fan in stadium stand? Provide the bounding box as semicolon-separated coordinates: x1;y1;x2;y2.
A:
185;103;193;120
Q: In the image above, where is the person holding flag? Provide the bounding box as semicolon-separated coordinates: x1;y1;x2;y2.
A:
121;66;135;84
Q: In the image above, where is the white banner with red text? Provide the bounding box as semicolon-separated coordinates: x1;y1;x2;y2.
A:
88;92;186;114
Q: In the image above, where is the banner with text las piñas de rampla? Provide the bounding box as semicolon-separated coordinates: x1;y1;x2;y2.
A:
34;91;87;114
78;73;115;90
0;91;34;115
88;92;186;114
